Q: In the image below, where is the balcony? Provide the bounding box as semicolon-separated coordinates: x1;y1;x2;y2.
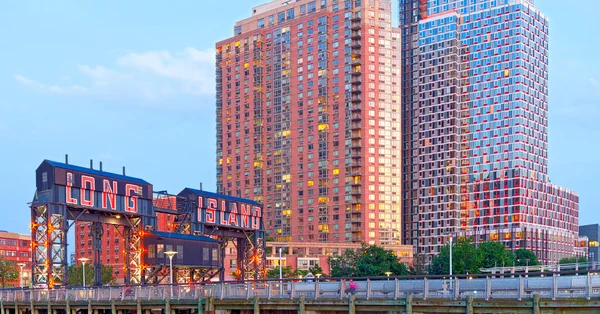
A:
351;22;361;30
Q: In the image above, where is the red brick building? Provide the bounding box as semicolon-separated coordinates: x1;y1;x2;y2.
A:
216;0;402;246
0;231;32;287
74;196;178;284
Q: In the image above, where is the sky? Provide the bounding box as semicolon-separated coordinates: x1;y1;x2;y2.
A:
0;0;598;236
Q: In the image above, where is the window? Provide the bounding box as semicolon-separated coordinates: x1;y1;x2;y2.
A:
203;248;209;261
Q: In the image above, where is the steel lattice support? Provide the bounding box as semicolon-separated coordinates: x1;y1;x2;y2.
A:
243;230;266;281
126;217;142;284
49;211;67;287
31;205;49;286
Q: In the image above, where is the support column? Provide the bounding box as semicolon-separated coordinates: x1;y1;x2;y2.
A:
88;301;93;314
165;299;171;314
144;310;151;314
46;303;51;314
136;299;142;314
348;295;356;314
1;300;4;314
206;297;215;313
30;298;36;314
405;295;412;314
65;300;69;314
532;294;540;314
298;295;305;314
466;296;473;314
197;298;204;314
111;300;116;314
253;296;260;314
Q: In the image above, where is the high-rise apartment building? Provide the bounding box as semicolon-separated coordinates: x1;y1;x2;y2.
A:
399;0;579;263
216;0;402;245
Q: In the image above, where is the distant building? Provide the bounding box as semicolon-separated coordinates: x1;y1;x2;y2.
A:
0;231;31;287
580;224;600;263
74;196;179;284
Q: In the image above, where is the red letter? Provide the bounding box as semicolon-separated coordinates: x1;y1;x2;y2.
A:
206;198;217;223
228;203;238;226
125;184;139;212
252;206;262;229
220;200;229;225
80;175;95;206
102;180;117;210
240;204;250;228
66;173;77;205
197;196;203;222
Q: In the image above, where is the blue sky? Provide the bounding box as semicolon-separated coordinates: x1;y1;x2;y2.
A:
0;0;598;236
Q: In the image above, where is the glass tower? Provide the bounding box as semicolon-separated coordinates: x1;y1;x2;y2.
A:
400;0;579;263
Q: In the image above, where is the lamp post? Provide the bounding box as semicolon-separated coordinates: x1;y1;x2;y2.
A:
78;258;90;287
449;236;453;278
164;251;178;298
17;263;25;288
384;271;392;280
278;248;283;296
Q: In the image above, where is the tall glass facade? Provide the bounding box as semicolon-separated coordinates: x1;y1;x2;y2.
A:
400;0;579;263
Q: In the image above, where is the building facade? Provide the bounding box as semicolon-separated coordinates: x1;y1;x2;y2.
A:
580;224;600;264
216;0;402;246
0;231;32;287
74;197;178;284
399;0;578;263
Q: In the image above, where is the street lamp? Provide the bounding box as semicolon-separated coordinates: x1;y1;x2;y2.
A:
384;271;392;280
278;248;283;296
449;236;453;278
164;251;178;298
17;263;25;288
78;258;90;287
315;273;322;281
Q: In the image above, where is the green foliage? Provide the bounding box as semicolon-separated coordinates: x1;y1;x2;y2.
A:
430;238;480;275
477;241;515;269
559;256;587;264
308;263;324;276
514;249;540;266
329;244;408;277
0;259;19;288
67;264;116;286
430;240;540;275
265;266;311;279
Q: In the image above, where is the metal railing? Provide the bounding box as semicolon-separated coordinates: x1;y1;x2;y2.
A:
3;272;600;302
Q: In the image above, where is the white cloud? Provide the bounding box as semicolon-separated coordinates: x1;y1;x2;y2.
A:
14;47;216;102
14;74;87;94
116;47;215;95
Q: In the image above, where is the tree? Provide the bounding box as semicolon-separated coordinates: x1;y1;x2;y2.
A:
514;249;540;267
329;244;408;277
430;238;480;275
266;266;295;279
308;263;324;276
0;259;19;288
559;256;587;264
476;241;515;269
68;265;116;286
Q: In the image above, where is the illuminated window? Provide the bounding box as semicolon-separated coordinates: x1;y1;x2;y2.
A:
333;168;339;175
